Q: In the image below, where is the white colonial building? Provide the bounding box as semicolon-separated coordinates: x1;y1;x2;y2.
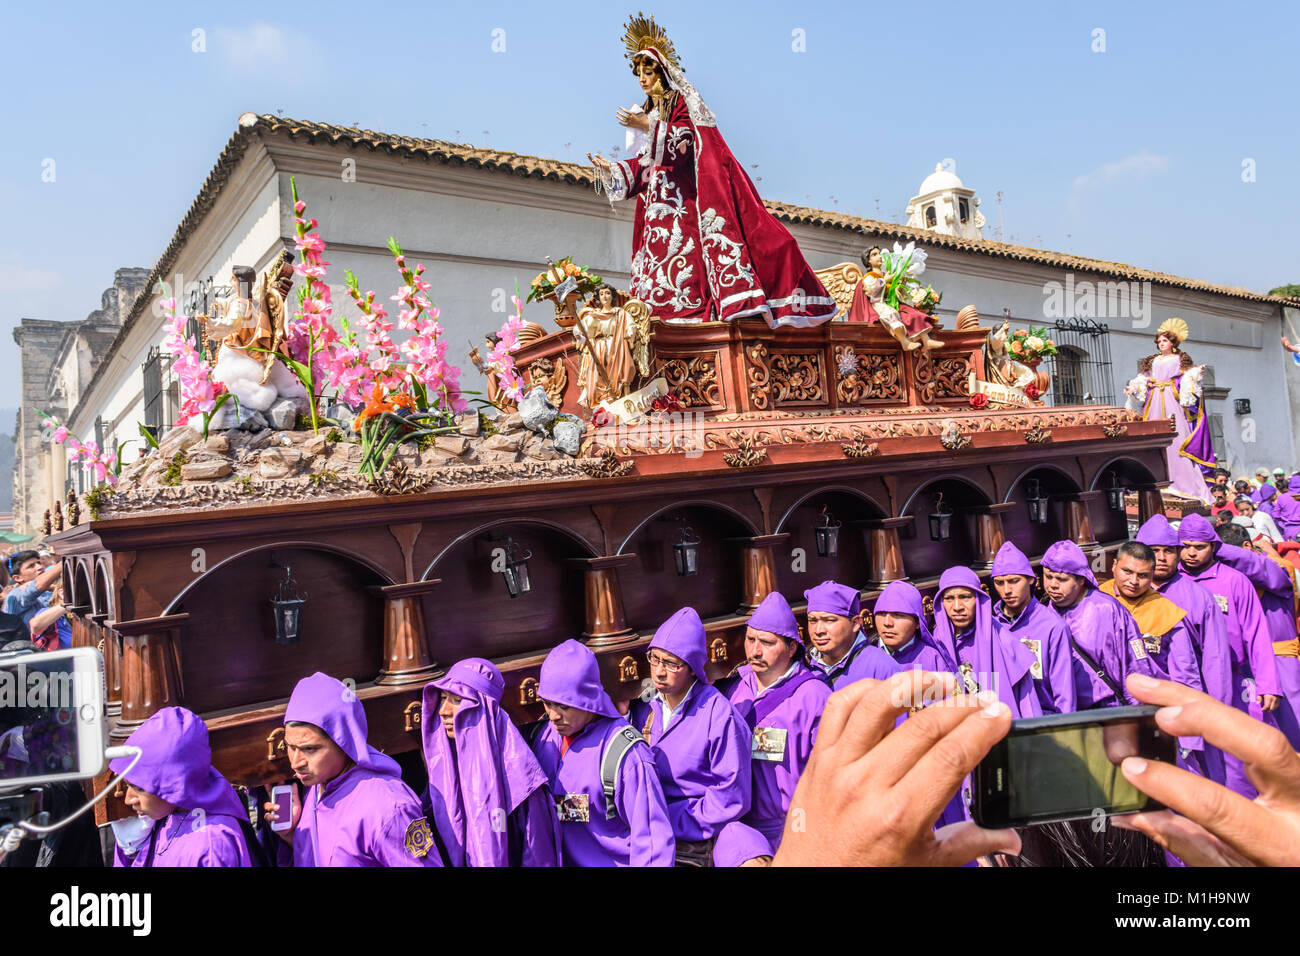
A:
9;116;1299;532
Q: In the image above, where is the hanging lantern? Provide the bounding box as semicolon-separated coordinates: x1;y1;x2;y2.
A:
271;565;306;645
928;493;952;542
501;537;533;598
1026;479;1050;525
1106;473;1127;512
673;524;701;577
814;507;841;558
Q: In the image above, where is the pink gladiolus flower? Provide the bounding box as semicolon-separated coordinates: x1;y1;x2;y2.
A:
295;200;306;213
53;425;69;444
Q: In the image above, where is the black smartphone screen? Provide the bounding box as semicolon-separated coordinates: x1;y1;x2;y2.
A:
972;706;1176;828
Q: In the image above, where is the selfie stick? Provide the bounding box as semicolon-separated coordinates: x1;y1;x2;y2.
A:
13;745;142;837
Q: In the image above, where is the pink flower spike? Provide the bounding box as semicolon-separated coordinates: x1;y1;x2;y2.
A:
295;200;307;213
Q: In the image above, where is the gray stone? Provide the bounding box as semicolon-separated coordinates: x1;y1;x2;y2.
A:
267;398;300;431
180;460;232;481
258;447;304;479
482;433;521;453
203;434;229;454
518;387;558;434
246;430;273;451
551;419;582;456
456;412;481;437
434;435;469;456
157;425;201;459
420;448;459;467
302;435;328;456
237;411;269;434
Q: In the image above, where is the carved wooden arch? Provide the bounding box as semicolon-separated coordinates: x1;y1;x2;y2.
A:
70;558;95;610
899;474;993;516
162;540;397;615
614;498;761;555
421;517;600;581
93;557;114;619
1001;463;1082;502
773;483;888;533
1088;455;1159;491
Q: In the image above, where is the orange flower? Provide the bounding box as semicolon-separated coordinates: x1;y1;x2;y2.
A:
564;261;579;276
353;383;396;432
531;274;544;287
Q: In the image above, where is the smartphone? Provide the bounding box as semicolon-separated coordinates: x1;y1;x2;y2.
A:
972;705;1175;828
0;646;106;788
270;784;295;832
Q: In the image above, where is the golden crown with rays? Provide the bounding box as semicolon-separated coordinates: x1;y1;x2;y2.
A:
623;12;681;70
1157;317;1190;345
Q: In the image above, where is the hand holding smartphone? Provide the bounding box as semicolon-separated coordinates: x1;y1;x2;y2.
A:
972;706;1176;828
266;784;300;837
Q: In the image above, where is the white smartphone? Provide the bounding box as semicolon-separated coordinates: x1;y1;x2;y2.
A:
270;784;295;832
0;646;106;788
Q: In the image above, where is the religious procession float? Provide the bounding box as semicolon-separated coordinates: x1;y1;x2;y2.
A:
43;16;1177;823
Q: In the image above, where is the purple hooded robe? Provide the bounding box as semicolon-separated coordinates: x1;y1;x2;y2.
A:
1179;514;1281;797
990;542;1079;715
1138;515;1235;782
803;579;900;688
629;607;752;845
420;658;560;867
721;591;832;850
870;579;968;828
1214;543;1300;750
111;707;253;868
531;639;675;867
1041;541;1151;708
284;672;441;867
871;580;950;673
1268;489;1300;540
931;566;1042;718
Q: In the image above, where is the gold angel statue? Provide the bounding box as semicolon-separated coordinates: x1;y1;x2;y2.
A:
573;283;652;408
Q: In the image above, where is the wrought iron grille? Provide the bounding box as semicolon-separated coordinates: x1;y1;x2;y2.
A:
141;346;172;432
1048;317;1115;406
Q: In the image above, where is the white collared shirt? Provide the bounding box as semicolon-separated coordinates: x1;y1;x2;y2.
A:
656;679;697;730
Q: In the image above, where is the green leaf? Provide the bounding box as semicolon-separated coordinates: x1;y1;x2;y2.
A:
137;422;160;449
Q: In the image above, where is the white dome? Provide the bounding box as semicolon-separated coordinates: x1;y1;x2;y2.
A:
918;162;964;195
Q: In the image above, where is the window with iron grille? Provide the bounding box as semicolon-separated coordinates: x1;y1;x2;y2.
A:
1048;317;1115;406
141;346;169;432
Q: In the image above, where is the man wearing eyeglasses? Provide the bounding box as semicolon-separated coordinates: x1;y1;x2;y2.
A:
803;580;899;689
629;607;751;866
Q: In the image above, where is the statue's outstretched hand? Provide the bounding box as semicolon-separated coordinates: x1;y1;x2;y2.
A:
587;152;611;171
616;107;651;132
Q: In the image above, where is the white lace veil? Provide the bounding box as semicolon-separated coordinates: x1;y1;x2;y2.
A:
636;47;716;128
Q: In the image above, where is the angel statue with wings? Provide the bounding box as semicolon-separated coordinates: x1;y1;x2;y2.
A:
573;283;651;408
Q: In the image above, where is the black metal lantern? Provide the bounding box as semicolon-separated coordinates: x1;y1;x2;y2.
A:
814;507;841;558
501;536;533;598
928;493;952;542
673;524;701;577
271;564;306;645
1026;479;1050;524
1233;398;1251;415
1105;473;1127;512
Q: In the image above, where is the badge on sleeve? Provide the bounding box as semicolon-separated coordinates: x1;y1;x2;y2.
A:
1214;594;1230;615
958;661;981;694
556;793;590;823
1143;633;1162;656
752;727;788;762
1129;637;1148;660
1021;638;1043;680
404;817;434;858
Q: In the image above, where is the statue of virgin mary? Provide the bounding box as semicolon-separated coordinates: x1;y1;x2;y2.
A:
587;15;836;329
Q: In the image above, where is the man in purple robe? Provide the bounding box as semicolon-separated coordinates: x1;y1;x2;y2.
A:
1178;513;1282;797
871;580;950;672
272;672;441;866
868;579;969;829
1041;540;1150;708
931;566;1042;717
111;707;254;867
532;639;675;866
990;541;1078;714
803;579;899;688
628;607;752;865
420;658;560;866
718;590;832;856
1211;526;1300;750
1268;484;1300;540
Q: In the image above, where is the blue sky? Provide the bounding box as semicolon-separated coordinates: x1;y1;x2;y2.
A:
2;0;1297;410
